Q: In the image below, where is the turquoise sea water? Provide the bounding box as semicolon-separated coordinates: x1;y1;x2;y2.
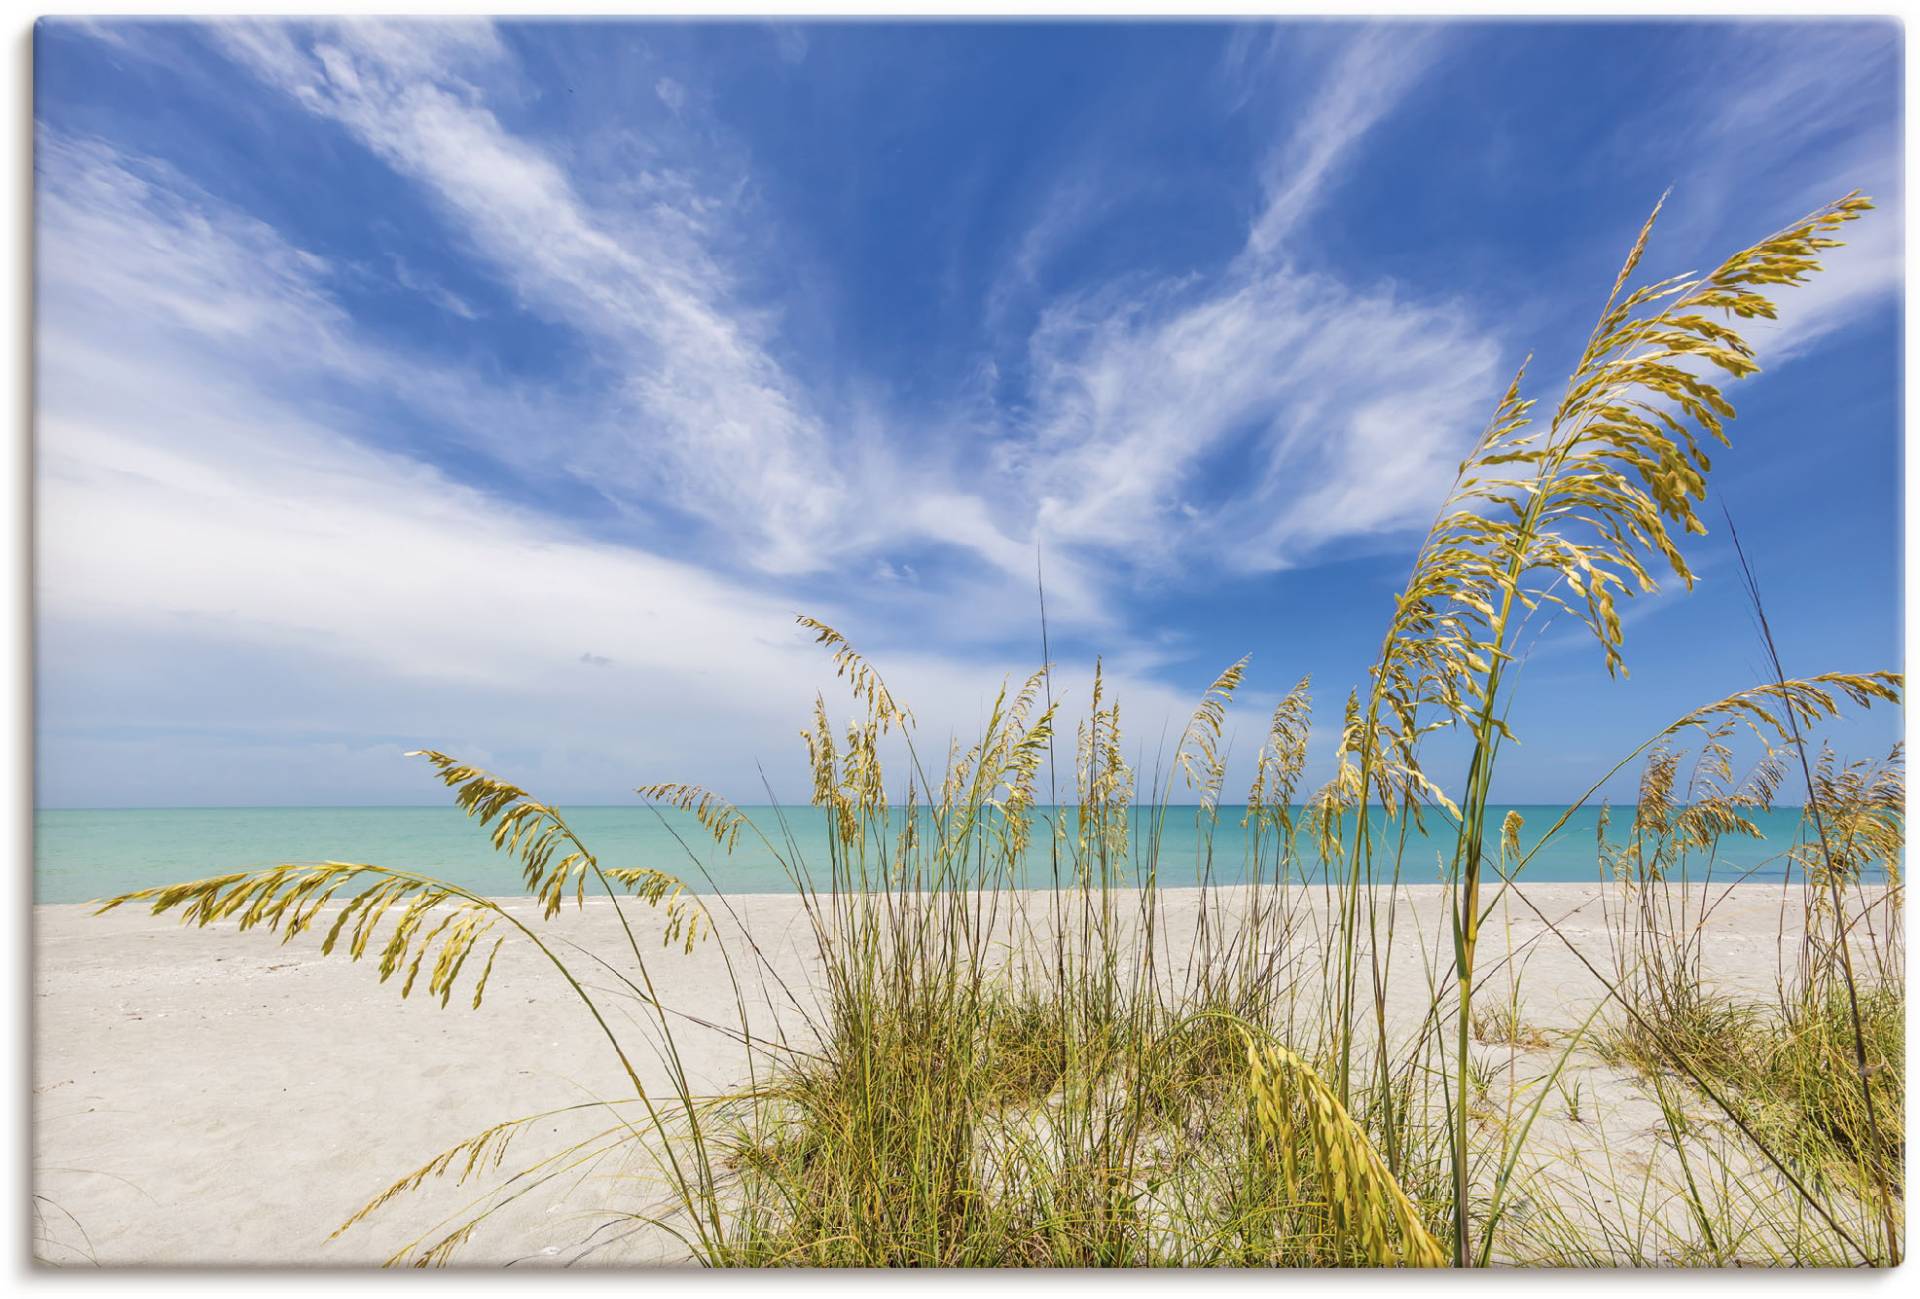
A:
33;804;1829;905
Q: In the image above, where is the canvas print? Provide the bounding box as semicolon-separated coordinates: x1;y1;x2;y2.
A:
31;14;1904;1269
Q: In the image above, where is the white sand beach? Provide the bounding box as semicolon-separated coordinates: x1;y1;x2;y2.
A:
31;883;1890;1267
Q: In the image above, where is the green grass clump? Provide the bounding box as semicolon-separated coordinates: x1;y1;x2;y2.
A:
1638;984;1904;1184
1770;984;1904;1175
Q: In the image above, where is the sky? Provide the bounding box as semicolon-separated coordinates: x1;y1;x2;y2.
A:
32;17;1904;809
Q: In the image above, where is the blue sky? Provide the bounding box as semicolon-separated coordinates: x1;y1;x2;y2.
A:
33;17;1903;808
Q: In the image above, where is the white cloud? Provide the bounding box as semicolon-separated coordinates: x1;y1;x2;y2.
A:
33;130;1211;805
1749;194;1901;364
1736;138;1902;365
36;134;346;361
191;18;1512;606
1667;22;1903;363
1020;261;1499;572
36;290;1212;804
1004;18;1897;579
204;19;1124;630
390;254;481;319
1703;22;1899;148
1009;25;1497;574
1246;25;1440;258
36;375;1209;804
984;172;1114;331
215;19;850;577
34;128;602;491
200;19;1508;600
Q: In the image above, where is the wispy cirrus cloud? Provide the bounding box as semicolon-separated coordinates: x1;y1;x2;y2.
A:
1019;266;1498;571
37;134;347;363
1646;21;1902;364
1245;25;1442;257
206;19;1125;633
201;19;1523;599
1007;24;1499;574
216;18;852;577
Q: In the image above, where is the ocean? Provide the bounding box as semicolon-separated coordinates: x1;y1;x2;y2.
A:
32;803;1829;905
